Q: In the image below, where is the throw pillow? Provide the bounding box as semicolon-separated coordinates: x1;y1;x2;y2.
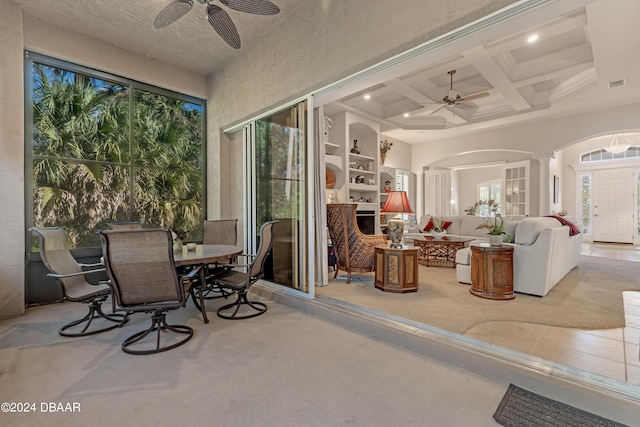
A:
423;220;452;232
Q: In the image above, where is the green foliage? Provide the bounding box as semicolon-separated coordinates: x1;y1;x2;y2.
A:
31;63;204;247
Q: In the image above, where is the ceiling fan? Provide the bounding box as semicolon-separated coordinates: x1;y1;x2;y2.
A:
153;0;280;50
429;70;489;116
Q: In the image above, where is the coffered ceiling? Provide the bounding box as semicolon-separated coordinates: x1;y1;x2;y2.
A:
323;0;640;143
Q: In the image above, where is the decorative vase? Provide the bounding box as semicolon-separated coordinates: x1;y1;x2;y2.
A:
381;151;386;165
489;234;503;246
173;240;183;253
350;139;361;154
431;230;447;240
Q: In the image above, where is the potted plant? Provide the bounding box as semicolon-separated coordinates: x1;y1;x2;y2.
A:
475;200;510;245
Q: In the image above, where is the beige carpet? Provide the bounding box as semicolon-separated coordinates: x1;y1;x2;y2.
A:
317;255;640;335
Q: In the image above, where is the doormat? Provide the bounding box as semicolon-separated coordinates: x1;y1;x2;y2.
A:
493;384;627;427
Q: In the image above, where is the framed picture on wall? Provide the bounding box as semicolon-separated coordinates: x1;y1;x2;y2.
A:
553;175;559;204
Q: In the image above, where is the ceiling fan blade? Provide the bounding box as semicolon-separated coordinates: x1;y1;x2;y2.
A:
153;0;194;29
459;92;489;102
220;0;280;15
429;104;449;116
207;4;242;49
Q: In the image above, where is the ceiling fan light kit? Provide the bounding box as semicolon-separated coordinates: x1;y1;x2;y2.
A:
154;0;280;49
429;69;489;116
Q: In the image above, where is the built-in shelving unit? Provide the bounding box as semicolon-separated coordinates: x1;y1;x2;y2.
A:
325;111;382;231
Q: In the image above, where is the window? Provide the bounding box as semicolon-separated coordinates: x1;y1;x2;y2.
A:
581;147;640;163
26;53;205;249
477;180;501;216
581;174;591;235
395;169;411;221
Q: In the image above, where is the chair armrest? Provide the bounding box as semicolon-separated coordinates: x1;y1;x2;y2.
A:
47;268;106;279
181;265;202;282
78;262;104;268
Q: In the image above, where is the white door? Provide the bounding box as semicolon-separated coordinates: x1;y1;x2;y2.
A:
593;168;635;243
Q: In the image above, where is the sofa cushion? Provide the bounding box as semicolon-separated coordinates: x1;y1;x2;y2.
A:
459;216;490;237
514;217;561;245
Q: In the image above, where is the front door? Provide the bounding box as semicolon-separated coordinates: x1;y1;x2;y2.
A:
593;168;635;243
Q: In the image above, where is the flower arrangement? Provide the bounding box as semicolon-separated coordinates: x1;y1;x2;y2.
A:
464;201;483;215
475;200;511;241
380;139;393;154
380;139;393;165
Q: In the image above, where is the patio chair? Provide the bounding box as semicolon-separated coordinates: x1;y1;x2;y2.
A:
30;227;128;337
106;222;143;230
201;219;238;299
326;204;388;283
99;228;206;355
214;220;278;319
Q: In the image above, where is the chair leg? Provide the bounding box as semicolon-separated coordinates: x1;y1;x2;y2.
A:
59;300;128;337
190;287;209;324
122;311;193;355
216;291;267;320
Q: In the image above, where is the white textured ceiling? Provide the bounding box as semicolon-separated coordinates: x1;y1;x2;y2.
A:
13;0;307;75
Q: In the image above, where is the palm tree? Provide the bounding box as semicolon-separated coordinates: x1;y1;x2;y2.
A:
31;63;204;247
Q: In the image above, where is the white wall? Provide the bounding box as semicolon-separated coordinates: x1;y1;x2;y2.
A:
0;1;26;317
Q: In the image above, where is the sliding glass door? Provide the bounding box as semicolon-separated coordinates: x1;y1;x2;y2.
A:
243;101;309;292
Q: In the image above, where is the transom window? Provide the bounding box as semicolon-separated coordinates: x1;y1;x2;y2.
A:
581;147;640;163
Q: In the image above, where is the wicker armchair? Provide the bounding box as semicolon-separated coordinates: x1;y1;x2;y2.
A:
326;204;387;283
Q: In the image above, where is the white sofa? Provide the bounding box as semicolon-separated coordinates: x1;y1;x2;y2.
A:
407;215;583;297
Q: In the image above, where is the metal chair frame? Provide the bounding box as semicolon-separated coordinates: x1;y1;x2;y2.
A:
30;227;128;337
99;228;206;355
214;220;278;320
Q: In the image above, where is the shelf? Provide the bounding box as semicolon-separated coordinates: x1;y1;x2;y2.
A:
349;153;375;162
324;142;339;155
348;168;375;175
349;183;378;191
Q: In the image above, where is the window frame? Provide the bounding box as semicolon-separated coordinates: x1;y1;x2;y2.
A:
24;51;207;251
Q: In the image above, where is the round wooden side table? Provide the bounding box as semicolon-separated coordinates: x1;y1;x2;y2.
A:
469;243;514;300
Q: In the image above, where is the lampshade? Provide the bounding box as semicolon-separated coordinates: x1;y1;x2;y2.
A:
381;191;413;248
381;191;414;214
604;134;632;154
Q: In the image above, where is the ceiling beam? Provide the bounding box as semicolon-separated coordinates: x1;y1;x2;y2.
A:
462;45;532;111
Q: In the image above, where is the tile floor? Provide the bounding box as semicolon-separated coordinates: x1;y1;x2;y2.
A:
465;242;640;384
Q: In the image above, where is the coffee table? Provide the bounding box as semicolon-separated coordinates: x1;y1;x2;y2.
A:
409;235;473;267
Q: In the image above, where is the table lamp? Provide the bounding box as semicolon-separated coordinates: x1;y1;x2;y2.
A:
381;191;414;248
